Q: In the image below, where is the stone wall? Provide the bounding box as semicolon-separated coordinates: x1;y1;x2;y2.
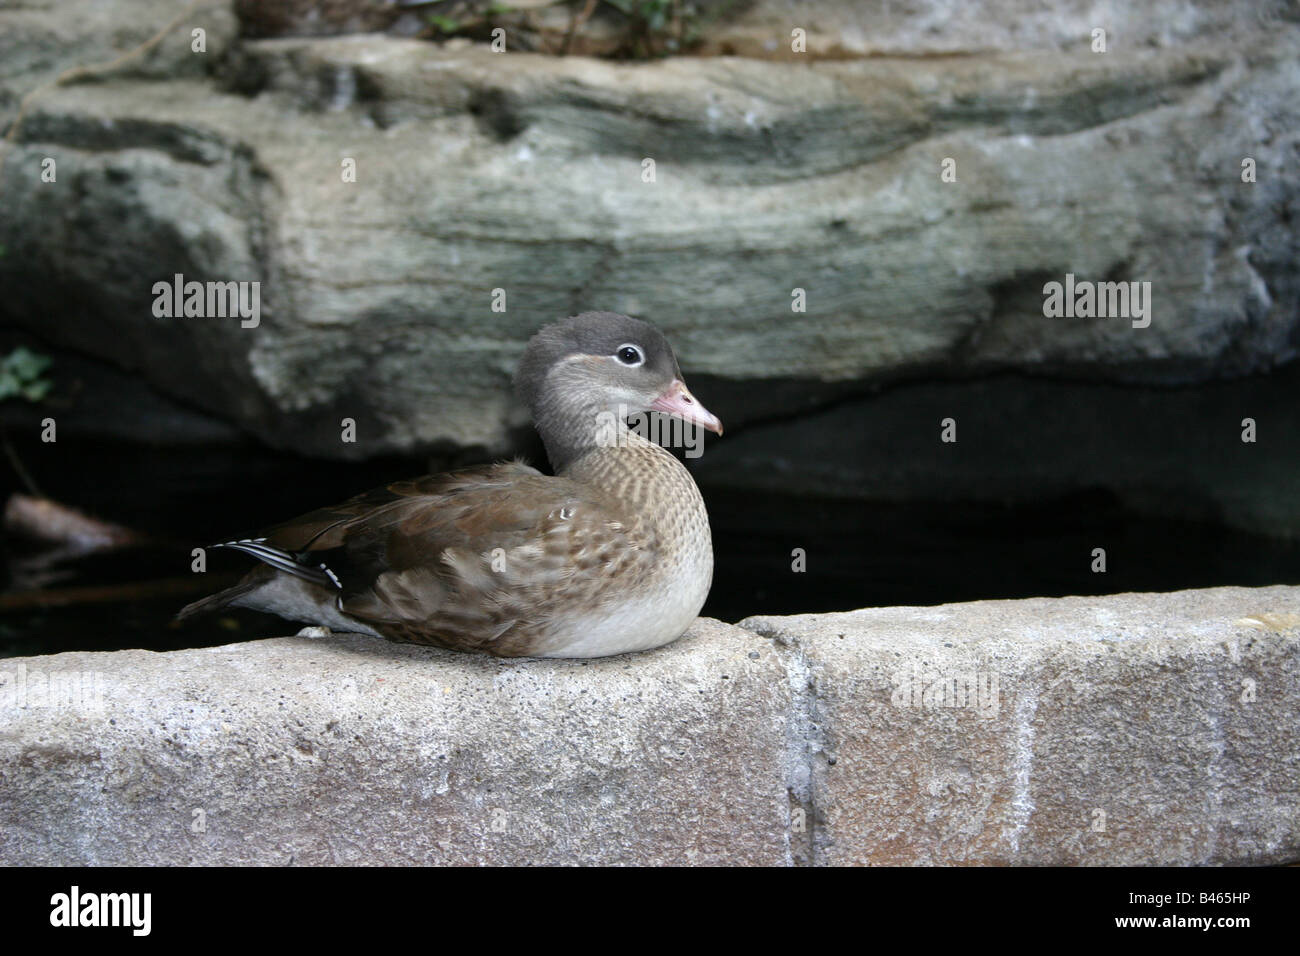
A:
1;585;1295;865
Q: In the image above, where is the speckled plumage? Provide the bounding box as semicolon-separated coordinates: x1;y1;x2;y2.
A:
178;312;721;658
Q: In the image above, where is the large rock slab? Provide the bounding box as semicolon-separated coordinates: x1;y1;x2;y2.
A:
742;585;1300;865
1;7;1297;459
0;618;793;865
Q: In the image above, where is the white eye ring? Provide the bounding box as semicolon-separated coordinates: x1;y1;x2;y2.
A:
614;343;645;367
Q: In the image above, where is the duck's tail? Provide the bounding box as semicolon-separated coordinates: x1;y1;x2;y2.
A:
175;578;260;622
176;536;349;624
207;538;343;589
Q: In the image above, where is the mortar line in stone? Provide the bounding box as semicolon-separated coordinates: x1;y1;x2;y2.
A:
1007;682;1038;855
737;621;820;867
1205;707;1224;864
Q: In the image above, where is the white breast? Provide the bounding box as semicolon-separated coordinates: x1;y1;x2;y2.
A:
539;542;713;658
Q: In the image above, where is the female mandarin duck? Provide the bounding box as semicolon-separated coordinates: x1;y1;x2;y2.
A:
179;312;723;658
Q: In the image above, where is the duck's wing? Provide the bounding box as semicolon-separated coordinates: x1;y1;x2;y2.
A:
260;461;553;554
230;461;659;652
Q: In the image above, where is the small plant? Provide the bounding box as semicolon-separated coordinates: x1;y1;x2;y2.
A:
0;347;53;402
604;0;671;26
603;0;681;56
425;13;463;33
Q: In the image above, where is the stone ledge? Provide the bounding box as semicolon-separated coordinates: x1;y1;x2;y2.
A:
742;585;1300;865
0;618;790;865
0;585;1296;865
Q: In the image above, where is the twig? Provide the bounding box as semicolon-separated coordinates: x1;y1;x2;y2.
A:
1;429;42;498
562;0;599;55
0;574;240;612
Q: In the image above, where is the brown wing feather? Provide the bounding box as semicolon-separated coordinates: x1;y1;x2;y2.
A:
258;461;659;653
261;462;543;551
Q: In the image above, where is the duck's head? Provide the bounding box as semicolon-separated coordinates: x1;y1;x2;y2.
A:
516;311;723;466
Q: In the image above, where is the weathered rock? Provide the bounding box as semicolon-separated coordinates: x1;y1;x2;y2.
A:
696;0;1300;58
0;586;1296;865
0;0;239;110
0;618;794;865
1;6;1297;461
742;585;1300;865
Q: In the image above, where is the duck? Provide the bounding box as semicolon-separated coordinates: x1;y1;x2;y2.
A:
178;311;723;658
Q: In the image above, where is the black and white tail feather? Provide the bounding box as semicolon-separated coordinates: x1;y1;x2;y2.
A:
175;537;343;622
211;538;343;590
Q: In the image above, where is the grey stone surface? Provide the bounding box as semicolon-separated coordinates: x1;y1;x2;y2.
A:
742;585;1300;865
0;617;793;865
0;0;239;107
698;0;1300;58
0;585;1296;865
1;4;1297;459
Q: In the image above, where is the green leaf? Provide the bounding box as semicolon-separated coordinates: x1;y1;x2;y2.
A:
426;13;462;32
21;380;52;402
0;347;54;402
7;347;51;381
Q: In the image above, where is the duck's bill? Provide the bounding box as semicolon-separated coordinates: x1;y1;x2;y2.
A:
650;380;724;436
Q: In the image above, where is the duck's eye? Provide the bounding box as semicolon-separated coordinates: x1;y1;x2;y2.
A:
615;344;645;367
